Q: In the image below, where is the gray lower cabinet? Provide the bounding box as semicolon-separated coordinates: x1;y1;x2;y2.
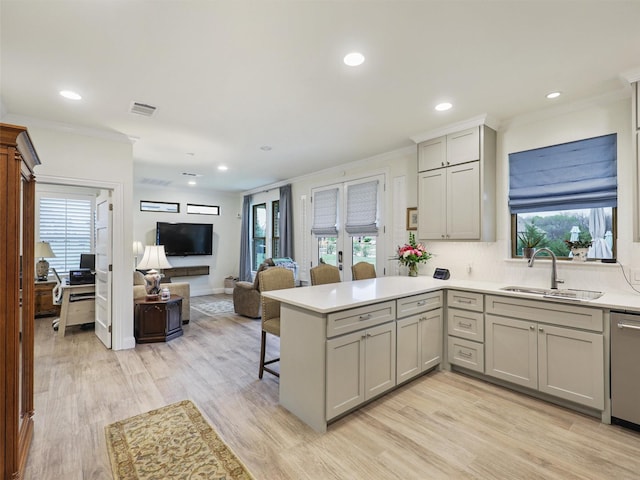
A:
326;321;396;420
485;296;605;410
397;309;443;384
447;290;485;373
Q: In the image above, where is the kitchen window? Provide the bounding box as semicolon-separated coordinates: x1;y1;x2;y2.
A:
509;134;617;259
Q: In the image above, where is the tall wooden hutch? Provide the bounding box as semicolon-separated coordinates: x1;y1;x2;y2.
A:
1;123;40;479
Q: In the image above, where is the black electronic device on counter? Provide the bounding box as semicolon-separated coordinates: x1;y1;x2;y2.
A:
433;268;450;280
69;269;95;285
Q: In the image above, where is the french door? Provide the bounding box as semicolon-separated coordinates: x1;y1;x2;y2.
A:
312;175;384;280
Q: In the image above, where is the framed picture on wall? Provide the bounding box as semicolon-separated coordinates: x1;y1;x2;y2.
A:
406;207;418;230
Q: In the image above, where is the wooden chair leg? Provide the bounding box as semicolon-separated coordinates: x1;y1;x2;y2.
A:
259;330;266;379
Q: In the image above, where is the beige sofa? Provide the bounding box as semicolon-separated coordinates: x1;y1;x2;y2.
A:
133;271;190;323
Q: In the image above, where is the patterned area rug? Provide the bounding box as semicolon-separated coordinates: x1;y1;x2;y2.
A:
192;299;235;316
105;400;254;480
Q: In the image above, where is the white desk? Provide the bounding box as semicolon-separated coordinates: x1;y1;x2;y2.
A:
57;284;95;336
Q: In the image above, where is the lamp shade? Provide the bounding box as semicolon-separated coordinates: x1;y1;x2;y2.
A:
136;245;172;270
132;241;145;256
34;241;55;258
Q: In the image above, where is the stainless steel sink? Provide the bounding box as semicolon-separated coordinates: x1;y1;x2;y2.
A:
500;286;550;295
500;286;603;301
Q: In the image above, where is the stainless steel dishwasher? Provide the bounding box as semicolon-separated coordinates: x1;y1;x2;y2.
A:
611;311;640;430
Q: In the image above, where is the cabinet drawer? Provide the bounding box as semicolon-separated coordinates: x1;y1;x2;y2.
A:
448;336;484;373
447;290;484;312
327;301;396;338
397;291;442;318
485;295;603;332
447;308;484;342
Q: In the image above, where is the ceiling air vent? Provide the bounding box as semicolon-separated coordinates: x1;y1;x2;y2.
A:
129;101;157;117
139;177;172;187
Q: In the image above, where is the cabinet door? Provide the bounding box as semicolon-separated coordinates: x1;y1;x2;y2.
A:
326;331;365;420
485;314;537;389
364;322;396;400
418;136;446;172
446;127;480;165
166;301;182;334
420;308;443;371
418;169;446;240
446;161;480;239
397;315;421;384
538;325;604;409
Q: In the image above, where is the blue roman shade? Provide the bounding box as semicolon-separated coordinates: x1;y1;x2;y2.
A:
508;134;617;214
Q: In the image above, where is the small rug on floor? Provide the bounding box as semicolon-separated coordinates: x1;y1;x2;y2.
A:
105;400;254;480
192;299;235;316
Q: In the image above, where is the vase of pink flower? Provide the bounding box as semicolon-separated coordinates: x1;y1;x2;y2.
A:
394;233;432;276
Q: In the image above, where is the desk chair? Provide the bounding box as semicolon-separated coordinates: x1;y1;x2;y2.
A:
351;261;376;280
51;268;63;331
310;264;341;285
258;267;295;379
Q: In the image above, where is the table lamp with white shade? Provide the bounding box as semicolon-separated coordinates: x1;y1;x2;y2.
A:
34;241;55;281
136;245;172;300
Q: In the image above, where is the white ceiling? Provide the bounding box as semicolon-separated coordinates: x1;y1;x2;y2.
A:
2;1;639;192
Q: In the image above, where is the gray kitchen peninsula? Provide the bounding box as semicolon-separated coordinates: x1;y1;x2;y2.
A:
262;276;444;432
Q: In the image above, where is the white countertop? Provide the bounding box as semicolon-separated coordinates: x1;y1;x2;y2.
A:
262;276;640;314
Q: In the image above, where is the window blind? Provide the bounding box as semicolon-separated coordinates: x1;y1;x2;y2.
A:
345;180;379;236
508;134;617;214
39;196;93;274
311;188;339;236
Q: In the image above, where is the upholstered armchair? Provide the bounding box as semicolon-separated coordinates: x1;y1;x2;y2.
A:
232;259;275;318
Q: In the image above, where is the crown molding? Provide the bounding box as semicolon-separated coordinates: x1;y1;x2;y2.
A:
500;87;630;130
409;113;500;144
0;113;133;144
621;66;640;84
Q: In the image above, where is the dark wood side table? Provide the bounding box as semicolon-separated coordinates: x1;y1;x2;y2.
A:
134;295;183;343
35;280;60;317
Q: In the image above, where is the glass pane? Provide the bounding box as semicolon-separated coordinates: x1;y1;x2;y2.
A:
352;236;376;265
515;207;614;259
252;204;266;237
252;238;266;270
318;237;338;266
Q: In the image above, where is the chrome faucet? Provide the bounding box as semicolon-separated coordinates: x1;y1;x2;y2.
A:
528;248;564;290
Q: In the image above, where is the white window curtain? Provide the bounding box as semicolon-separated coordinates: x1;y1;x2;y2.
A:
311;188;339;236
345;180;379;236
38;195;94;274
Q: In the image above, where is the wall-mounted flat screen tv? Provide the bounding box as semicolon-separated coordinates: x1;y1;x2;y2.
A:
156;222;213;256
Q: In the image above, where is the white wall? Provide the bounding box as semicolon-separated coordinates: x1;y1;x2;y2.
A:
133;185;243;296
1;116;137;350
422;95;640;294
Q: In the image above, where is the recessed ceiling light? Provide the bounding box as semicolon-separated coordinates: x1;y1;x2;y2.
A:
260;145;272;151
343;52;365;67
217;165;228;171
59;90;82;100
546;91;561;99
435;102;452;111
188;180;196;186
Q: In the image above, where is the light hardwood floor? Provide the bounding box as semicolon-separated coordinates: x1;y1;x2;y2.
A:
26;294;640;479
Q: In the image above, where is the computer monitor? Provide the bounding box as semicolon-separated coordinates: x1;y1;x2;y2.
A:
79;253;95;271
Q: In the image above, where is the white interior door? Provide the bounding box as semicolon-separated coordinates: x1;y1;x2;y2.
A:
94;190;112;348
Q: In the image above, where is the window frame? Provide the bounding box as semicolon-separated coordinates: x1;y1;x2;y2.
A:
252;202;267;270
510;209;617;260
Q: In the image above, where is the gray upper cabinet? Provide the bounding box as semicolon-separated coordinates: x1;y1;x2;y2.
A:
417;124;496;241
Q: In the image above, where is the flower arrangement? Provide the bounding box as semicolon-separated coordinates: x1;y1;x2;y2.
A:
394;233;432;276
564;239;592;249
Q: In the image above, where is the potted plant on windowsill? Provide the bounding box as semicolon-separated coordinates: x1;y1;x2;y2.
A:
564;239;592;262
517;222;546;259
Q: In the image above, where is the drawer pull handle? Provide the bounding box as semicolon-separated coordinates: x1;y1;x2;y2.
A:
457;298;472;304
416;300;426;306
359;313;372;320
459;322;472;328
458;350;473;358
